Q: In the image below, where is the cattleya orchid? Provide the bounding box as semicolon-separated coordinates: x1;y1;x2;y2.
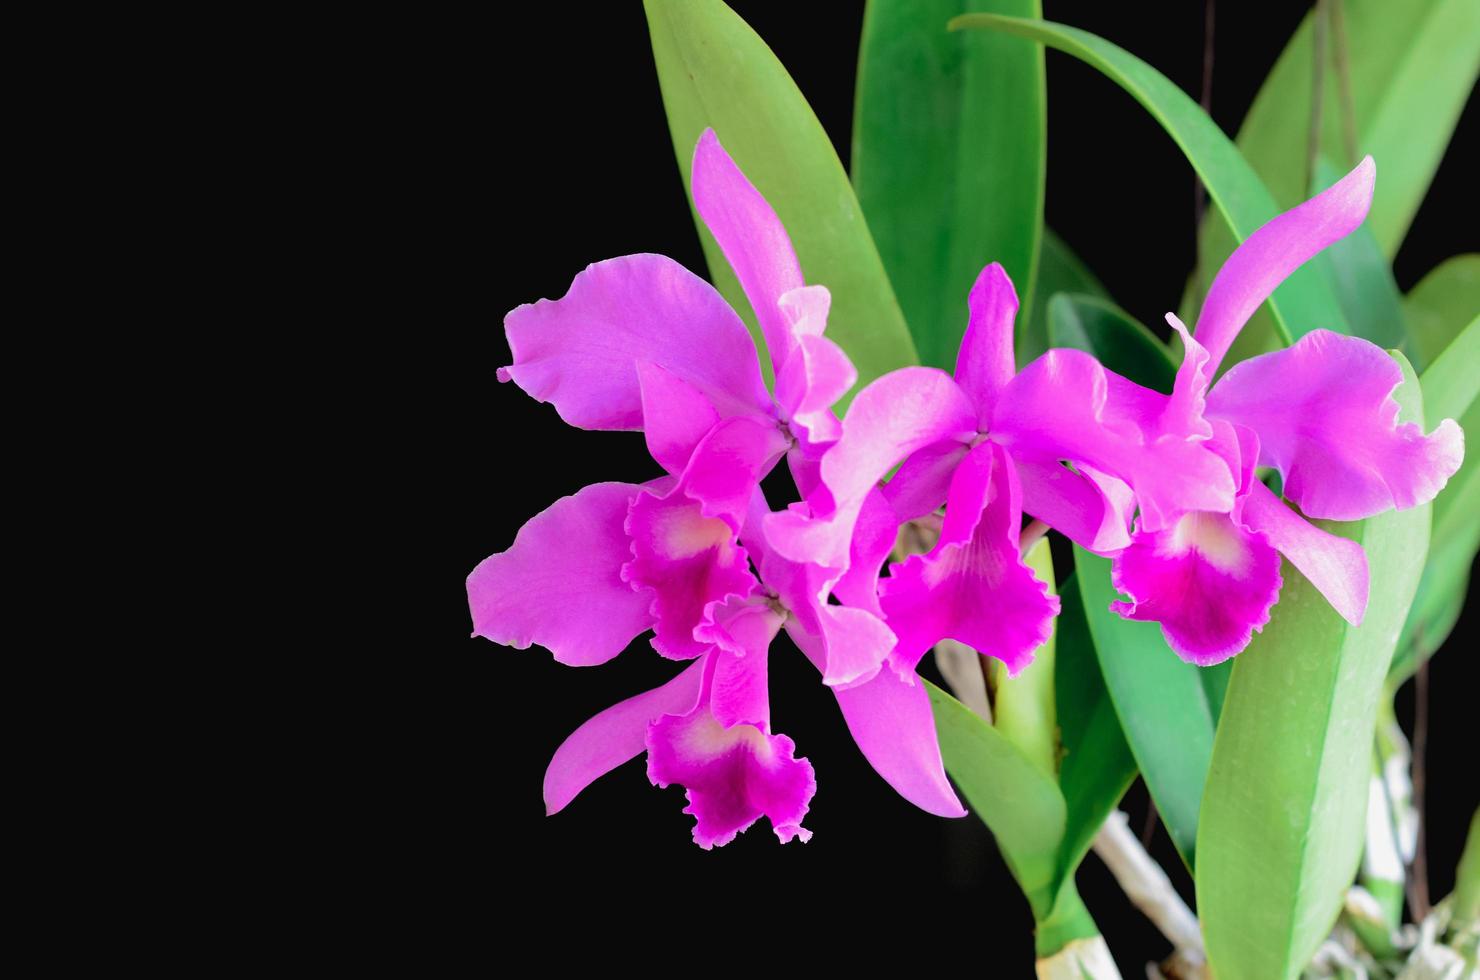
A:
471;129;966;847
1102;158;1464;663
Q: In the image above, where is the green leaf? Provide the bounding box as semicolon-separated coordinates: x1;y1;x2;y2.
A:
1234;0;1480;258
1073;547;1219;869
853;0;1044;371
644;0;917;396
1046;292;1176;393
1394;315;1480;676
1197;353;1431;980
1417;313;1480;426
988;537;1059;778
928;679;1065;919
1046;287;1219;869
950;14;1351;349
1405;254;1480;371
1052;574;1137;894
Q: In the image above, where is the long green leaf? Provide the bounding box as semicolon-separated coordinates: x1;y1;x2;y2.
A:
1406;254;1480;371
1236;0;1480;258
644;0;917;395
853;0;1044;370
1197;353;1431;980
950;14;1351;349
1046;293;1176;393
1394;314;1480;676
1052;575;1137;894
928;679;1065;918
1073;547;1220;869
1420;314;1480;425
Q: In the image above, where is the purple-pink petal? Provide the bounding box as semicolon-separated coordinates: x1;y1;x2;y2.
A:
1110;511;1283;666
543;657;706;816
775;287;856;455
690;128;805;377
955;263;1019;427
827;655;967;818
694;595;786;730
1016;459;1135;555
1194;156;1375;376
879;443;1059;676
831;488;899;619
1160;314;1214;441
1241;481;1369;626
638;361;722;476
1207;329;1464;521
468;482;655;667
500;253;772;430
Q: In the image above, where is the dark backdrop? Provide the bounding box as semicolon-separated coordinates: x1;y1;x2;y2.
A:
426;3;1476;971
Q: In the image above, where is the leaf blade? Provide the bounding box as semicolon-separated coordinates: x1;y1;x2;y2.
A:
854;0;1045;370
1197;353;1432;980
928;678;1066;918
1073;546;1218;869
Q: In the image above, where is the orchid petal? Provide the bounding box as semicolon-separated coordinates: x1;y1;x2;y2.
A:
1109;511;1283;665
775;287;856;455
1241;481;1369;626
543;657;706;816
468;482;654;666
1162;313;1214;440
624;416;788;659
879;443;1059;676
765;367;977;571
955;263;1019;426
638;361;721;476
828;656;967;818
691;128;805;376
695;595;787;730
992;349;1236;531
1194;157;1375;376
1207;329;1464;520
832;488;899;619
1016;459;1135;555
501;253;773;429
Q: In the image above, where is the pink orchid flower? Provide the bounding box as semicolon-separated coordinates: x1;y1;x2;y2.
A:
764;262;1242;679
1106;158;1464;664
470;129;959;847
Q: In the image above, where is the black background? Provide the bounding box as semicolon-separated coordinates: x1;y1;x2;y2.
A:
426;3;1476;970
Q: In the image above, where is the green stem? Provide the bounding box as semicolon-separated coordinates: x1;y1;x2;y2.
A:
1035;878;1102;958
1457;807;1480;928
